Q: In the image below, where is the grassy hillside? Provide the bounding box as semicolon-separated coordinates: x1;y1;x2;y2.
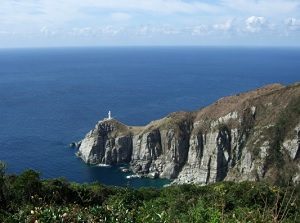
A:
0;162;299;223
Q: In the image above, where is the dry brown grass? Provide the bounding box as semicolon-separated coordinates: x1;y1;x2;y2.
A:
101;82;300;136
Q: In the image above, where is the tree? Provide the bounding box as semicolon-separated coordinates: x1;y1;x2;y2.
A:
0;161;7;209
13;169;41;203
0;161;6;179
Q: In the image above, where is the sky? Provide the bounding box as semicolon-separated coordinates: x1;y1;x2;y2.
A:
0;0;300;48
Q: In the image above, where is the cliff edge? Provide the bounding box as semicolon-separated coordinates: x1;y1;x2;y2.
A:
77;82;300;185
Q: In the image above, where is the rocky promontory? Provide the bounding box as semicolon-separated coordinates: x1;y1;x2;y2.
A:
76;82;300;185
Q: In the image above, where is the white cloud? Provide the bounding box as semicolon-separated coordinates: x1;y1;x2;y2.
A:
40;27;57;37
100;26;125;36
68;26;127;39
245;16;266;33
0;0;222;37
162;28;179;35
70;27;95;36
137;25;150;35
213;19;234;31
1;0;300;47
136;25;180;37
268;23;278;32
284;17;300;31
192;25;209;36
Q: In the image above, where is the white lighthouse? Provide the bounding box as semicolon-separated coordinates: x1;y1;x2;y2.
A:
108;111;112;119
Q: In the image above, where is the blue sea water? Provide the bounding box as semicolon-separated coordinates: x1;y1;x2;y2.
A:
0;46;299;188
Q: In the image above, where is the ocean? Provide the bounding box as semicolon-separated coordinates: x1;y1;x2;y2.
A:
0;46;299;188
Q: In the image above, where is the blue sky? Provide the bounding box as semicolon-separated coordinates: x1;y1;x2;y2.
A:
1;0;300;47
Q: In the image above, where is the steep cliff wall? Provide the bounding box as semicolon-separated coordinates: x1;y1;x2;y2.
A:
77;82;300;185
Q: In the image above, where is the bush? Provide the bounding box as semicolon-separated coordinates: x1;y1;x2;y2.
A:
0;166;299;222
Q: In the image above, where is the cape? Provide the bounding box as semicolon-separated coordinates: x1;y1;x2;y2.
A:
76;82;300;185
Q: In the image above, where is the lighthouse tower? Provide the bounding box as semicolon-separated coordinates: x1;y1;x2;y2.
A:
108;111;112;119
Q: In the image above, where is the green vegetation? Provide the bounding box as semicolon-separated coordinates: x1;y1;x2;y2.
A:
0;161;299;222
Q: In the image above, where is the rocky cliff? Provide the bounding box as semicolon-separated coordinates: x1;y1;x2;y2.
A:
77;82;300;185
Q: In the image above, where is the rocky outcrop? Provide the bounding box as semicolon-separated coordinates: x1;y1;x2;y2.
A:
78;120;132;164
77;82;300;185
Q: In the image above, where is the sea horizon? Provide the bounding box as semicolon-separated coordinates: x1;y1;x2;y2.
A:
2;44;300;50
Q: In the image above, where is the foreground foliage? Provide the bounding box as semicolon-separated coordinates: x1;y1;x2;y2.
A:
0;163;299;222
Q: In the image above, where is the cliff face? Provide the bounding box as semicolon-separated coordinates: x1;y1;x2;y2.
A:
77;82;300;185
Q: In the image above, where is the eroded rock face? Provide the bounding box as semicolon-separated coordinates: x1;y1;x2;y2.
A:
77;82;300;185
283;125;300;161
